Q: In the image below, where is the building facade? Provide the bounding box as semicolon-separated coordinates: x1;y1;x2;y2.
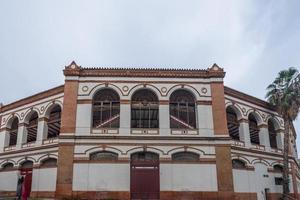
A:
0;62;299;200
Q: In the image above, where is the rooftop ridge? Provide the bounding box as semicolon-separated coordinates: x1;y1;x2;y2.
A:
64;62;225;78
80;66;209;71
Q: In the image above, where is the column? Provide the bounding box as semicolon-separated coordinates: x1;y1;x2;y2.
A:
56;62;80;198
258;124;271;151
159;102;170;136
16;123;27;149
0;128;9;152
276;129;284;150
36;118;48;145
238;119;251;147
210;77;234;199
119;100;131;135
75;102;92;135
197;103;214;136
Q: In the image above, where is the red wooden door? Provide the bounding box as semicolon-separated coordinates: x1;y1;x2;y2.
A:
130;152;160;200
21;169;32;200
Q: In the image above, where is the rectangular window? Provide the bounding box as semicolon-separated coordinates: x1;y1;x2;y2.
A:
275;177;283;185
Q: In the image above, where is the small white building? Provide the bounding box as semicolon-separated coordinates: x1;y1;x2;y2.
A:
0;62;299;200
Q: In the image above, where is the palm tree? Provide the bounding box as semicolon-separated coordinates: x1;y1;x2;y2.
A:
266;67;300;200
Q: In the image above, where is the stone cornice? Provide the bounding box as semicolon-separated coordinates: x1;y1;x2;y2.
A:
224;86;276;111
63;62;226;79
1;85;64;113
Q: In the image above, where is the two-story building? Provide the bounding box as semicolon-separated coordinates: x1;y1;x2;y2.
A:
0;62;299;200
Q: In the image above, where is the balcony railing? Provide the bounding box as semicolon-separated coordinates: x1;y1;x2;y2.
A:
231;140;245;147
4;145;16;152
42;137;59;144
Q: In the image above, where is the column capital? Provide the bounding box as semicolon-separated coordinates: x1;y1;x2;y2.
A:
258;124;268;129
38;117;49;122
238;118;248;123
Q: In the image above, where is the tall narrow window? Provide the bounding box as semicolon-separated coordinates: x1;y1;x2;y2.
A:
47;105;61;138
226;107;240;140
249;113;260;145
26;112;38;143
92;89;120;128
170;90;196;129
9;117;18;146
131;89;159;128
268;120;277;149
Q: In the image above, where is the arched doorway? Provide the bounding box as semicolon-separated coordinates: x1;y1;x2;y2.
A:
130;152;159;200
20;160;33;200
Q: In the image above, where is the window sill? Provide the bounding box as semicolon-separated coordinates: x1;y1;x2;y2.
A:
131;128;159;135
171;129;198;135
43;137;59;144
92;128;119;134
4;145;16;152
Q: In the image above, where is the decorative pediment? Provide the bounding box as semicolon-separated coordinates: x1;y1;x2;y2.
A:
65;61;81;70
208;63;224;72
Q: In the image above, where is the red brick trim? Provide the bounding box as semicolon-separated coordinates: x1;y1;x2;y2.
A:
1;85;64;112
224;86;276;111
64;67;226;78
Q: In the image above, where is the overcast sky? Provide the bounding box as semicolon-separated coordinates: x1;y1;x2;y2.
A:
0;0;299;151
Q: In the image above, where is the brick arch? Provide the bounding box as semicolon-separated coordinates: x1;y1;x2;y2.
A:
43;101;63;118
17;157;36;167
4;114;20;128
251;158;270;166
225;102;243;120
128;84;162;100
37;154;58;164
23;108;40;124
84;146;123;157
167;146;206;157
166;84;201;100
88;83;124;99
231;155;251;166
126;146;165;157
246;110;264;125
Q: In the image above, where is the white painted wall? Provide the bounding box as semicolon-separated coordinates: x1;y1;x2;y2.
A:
197;105;214;136
73;163;130;191
160;164;218;191
233;169;256;193
233;163;293;200
75;104;92;135
73;163;218;192
31;167;57;191
0;171;18;191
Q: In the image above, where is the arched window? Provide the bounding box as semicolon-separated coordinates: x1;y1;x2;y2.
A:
131;152;159;161
131;89;159;128
26;112;38;143
1;163;14;171
273;164;283;173
20;160;33;169
9;117;18;146
268;120;277;149
226;107;240;140
47;105;61;138
172;152;200;162
40;158;57;167
169;90;196;129
232;159;246;169
90;151;118;161
92;89;120;128
249;113;260;145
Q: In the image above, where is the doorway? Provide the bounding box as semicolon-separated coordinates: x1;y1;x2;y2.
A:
130;152;160;200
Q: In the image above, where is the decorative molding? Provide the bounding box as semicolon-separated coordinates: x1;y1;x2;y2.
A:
63;64;226;78
1;85;64;113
